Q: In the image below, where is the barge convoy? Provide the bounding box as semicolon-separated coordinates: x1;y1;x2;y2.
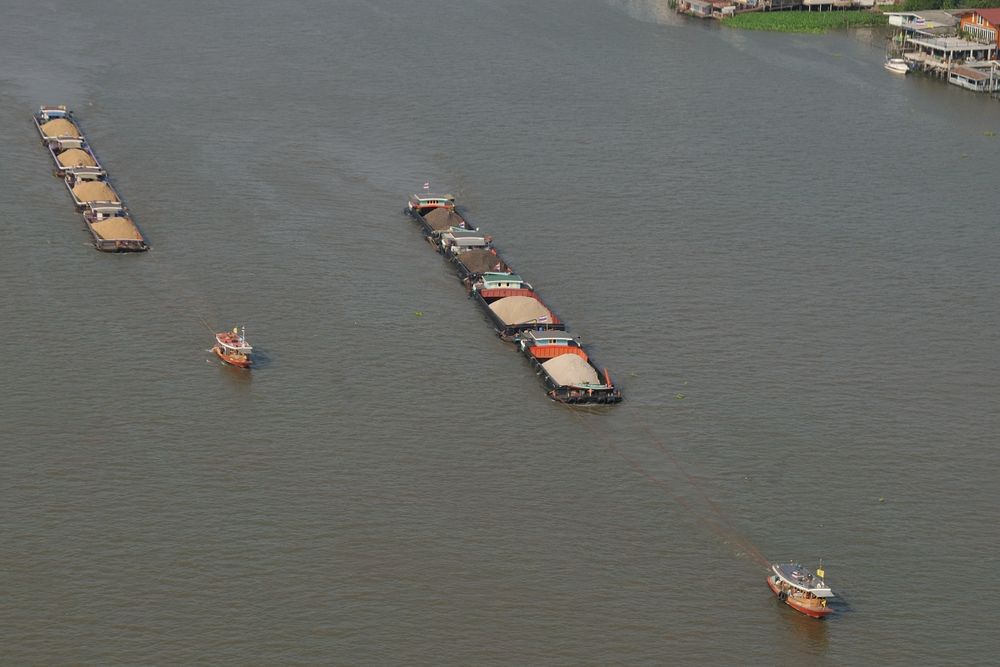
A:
406;192;622;405
33;105;148;252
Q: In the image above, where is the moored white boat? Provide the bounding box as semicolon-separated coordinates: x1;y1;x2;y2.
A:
884;57;911;74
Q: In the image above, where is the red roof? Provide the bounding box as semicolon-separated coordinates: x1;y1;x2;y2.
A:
974;8;1000;26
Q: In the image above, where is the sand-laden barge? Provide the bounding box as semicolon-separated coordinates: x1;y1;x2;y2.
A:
406;191;621;404
33;106;148;252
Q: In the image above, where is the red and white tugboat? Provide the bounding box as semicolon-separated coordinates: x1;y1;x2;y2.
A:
767;562;834;618
213;326;253;368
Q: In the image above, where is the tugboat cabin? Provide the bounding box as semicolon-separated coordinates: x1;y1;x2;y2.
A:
767;563;834;619
408;193;456;216
440;231;490;255
519;329;585;355
213;328;253;369
62;166;106;181
85;200;128;217
472;272;536;304
478;272;530;290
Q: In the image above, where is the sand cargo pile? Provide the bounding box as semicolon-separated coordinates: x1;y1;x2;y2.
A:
406;191;621;405
33;106;148;252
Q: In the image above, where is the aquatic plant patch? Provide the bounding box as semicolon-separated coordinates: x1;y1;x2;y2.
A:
723;11;888;33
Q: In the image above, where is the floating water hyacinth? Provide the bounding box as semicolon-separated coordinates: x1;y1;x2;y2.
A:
723;11;887;34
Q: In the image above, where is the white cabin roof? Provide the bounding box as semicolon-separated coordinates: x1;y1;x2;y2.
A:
216;332;252;352
772;563;834;597
523;329;575;343
410;193;455;203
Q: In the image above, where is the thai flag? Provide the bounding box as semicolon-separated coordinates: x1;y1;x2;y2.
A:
423;182;430;190
538;315;548;322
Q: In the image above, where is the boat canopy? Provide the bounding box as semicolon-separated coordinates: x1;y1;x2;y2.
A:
40;118;80;138
216;333;252;352
411;193;455;204
423;207;467;232
482;272;518;282
72;181;119;203
66;166;106;181
481;272;523;288
85;201;126;216
448;236;488;249
772;564;834;598
542;354;601;388
38;106;69;118
56;148;97;168
444;227;482;238
489;296;552;325
523;329;575;344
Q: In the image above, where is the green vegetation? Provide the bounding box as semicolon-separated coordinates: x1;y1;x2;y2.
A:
722;10;889;33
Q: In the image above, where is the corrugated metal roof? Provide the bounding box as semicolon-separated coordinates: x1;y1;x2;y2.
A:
973;8;1000;26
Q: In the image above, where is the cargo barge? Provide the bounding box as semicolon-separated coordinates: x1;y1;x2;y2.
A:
33;105;149;253
470;272;564;341
519;330;621;404
406;191;621;404
83;207;149;252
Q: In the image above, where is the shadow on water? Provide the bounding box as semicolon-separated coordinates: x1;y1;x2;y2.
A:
249;346;272;370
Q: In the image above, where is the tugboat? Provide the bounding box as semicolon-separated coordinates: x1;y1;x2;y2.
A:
213;327;253;368
767;562;834;618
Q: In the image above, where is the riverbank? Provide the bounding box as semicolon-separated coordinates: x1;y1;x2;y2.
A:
722;10;888;33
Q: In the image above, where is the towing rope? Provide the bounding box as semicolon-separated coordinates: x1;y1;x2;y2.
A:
572;410;770;567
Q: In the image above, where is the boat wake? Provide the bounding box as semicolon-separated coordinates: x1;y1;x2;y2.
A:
573;409;771;567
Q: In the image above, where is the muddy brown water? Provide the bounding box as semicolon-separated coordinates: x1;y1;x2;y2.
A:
1;1;998;664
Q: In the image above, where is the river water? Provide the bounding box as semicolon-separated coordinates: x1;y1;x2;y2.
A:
2;1;998;664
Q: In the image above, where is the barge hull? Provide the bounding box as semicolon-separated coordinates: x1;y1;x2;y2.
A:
523;351;621;404
471;290;565;341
